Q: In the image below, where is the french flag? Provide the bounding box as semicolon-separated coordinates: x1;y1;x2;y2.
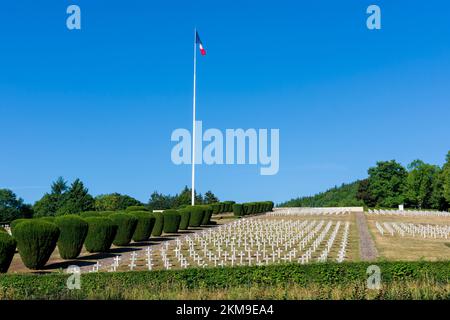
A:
196;31;206;56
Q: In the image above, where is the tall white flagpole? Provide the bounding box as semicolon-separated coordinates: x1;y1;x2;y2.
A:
191;28;197;206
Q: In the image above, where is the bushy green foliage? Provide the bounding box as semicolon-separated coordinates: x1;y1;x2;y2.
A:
405;160;441;209
222;201;235;212
125;206;148;212
151;212;164;236
13;220;60;270
279;151;450;210
33;178;95;217
38;216;56;223
201;205;213;225
55;179;95;216
442;151;450;210
188;206;204;227
178;209;191;230
33;177;68;217
131;212;155;242
211;203;221;214
204;190;219;204
0;189;33;223
0;232;16;273
366;160;408;208
95;193;142;212
148;186;219;210
10;218;30;235
233;204;243;217
162;210;181;233
54;215;89;259
109;213;138;246
237;201;274;216
79;211;102;218
0;261;449;300
281;181;364;207
84;217;117;253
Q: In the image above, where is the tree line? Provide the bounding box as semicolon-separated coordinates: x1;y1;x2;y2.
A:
281;151;450;210
0;179;220;223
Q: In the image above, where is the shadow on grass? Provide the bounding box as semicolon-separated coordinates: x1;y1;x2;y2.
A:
43;259;97;270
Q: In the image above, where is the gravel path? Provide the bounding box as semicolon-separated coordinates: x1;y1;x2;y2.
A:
356;212;379;261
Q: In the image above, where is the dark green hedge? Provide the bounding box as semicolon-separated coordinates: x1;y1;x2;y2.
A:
151;212;164;236
0;232;16;273
233;204;243;217
13;220;60;270
188;206;204;227
131;212;155;242
211;203;221;214
125;206;148;212
109;213;138;246
84;217;117;253
222;201;235;213
0;261;449;299
162;210;181;233
201;205;213;225
178;209;191;230
54;215;89;259
10;218;30;235
240;201;274;216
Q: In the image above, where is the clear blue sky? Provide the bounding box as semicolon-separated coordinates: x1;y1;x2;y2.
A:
1;1;449;204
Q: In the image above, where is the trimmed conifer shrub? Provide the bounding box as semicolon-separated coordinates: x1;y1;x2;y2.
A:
126;206;148;212
38;217;56;223
188;206;204;227
54;215;89;259
151;212;164;236
178;209;191;230
131;212;156;242
79;211;101;218
210;203;220;215
163;210;181;233
84;217;117;253
201;206;213;225
233;204;243;217
109;213;138;246
14;220;60;270
10;218;29;235
223;201;235;212
0;232;16;273
98;211;116;217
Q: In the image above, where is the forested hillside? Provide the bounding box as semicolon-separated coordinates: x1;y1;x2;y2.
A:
279;181;363;207
280;151;450;210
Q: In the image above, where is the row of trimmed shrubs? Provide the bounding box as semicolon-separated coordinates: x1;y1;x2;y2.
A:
0;205;215;273
179;201;235;215
233;201;274;217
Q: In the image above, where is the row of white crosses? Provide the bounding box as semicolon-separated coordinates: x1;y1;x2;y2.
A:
269;208;351;216
336;222;350;263
87;217;351;273
368;209;450;217
375;222;450;239
176;218;351;269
